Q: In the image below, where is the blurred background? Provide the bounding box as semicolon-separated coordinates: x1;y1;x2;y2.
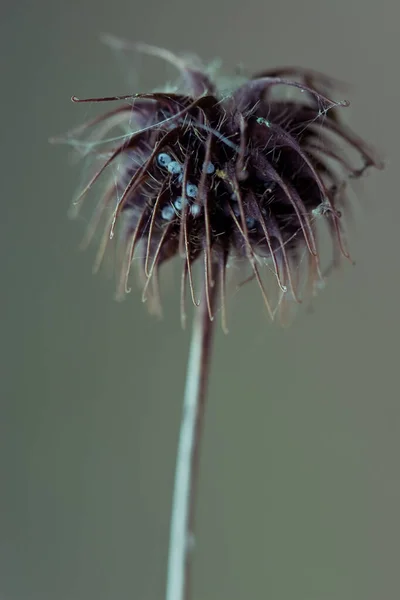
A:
1;0;398;599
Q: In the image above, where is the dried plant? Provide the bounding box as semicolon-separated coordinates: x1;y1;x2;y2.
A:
54;38;382;600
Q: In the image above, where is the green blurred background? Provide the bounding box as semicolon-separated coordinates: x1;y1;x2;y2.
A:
1;1;399;599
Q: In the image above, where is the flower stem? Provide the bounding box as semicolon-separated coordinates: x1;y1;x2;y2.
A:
165;265;218;600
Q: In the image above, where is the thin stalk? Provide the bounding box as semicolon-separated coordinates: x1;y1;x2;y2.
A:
165;263;219;600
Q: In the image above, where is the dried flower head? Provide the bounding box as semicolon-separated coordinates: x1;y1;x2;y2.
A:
61;41;382;329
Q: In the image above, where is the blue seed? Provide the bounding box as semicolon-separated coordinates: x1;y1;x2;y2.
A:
205;162;215;174
161;205;175;221
167;161;182;175
157;152;172;167
246;217;256;228
174;196;188;211
256;117;271;127
190;204;202;217
186;183;198;198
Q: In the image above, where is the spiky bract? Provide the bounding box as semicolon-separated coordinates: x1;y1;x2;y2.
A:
65;44;381;328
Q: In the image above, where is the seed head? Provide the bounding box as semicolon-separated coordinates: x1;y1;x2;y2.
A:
61;42;382;329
